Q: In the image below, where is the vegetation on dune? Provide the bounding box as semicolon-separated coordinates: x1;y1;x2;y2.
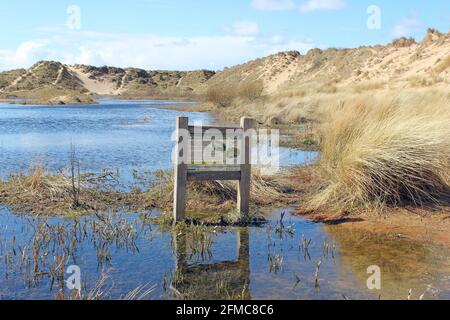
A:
0;69;26;89
205;80;264;108
8;86;95;105
305;91;450;214
206;85;237;108
433;55;450;74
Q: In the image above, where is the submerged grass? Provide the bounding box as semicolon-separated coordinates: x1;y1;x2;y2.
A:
147;168;303;222
0;211;144;297
0;164;150;216
0;160;303;221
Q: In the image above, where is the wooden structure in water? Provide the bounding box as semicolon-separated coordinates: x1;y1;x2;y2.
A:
173;116;255;222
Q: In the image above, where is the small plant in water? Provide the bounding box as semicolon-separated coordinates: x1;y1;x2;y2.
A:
268;253;283;274
300;234;312;260
314;260;322;289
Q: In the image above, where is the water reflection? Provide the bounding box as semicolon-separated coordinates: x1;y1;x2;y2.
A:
172;228;251;300
0;99;446;299
0;207;449;300
0;99;317;188
323;223;450;300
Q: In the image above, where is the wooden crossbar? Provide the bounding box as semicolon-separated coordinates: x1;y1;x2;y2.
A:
173;116;255;223
188;125;242;136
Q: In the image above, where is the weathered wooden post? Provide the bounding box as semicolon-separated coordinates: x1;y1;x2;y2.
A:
237;117;254;216
173;116;255;223
173;116;188;222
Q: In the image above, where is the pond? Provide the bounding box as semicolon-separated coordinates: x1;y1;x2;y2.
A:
0;100;448;300
0;99;315;188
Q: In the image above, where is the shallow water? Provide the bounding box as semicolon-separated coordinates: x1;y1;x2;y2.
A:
0;99;449;300
0;99;315;188
0;208;449;300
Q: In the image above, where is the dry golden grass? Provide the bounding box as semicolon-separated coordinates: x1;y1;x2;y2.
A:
0;162;302;217
434;55;450;74
306;90;450;213
206;85;237;108
237;80;264;101
0;164;150;216
352;81;386;93
149;169;301;213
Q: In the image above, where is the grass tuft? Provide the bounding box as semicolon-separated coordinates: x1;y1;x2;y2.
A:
306;91;450;213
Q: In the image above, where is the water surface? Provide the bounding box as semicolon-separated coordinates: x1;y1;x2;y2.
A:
0;99;448;300
0;99;315;187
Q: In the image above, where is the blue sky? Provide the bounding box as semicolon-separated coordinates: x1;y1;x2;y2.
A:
0;0;448;71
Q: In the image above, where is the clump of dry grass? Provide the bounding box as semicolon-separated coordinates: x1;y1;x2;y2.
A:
408;75;444;88
0;164;149;216
0;162;302;217
206;85;237;108
391;37;416;48
148;169;301;213
238;80;264;101
433;55;450;74
307;91;450;213
352;81;385;93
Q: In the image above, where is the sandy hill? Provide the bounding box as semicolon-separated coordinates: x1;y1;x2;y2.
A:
205;28;450;95
0;61;93;104
0;28;448;106
0;61;215;104
69;65;215;97
198;28;450;125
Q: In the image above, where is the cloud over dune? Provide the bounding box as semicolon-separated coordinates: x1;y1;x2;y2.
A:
251;0;345;12
0;30;315;71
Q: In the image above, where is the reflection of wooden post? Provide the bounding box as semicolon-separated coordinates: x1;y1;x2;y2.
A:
173;117;189;223
236;228;251;300
236;228;250;262
238;117;254;216
173;231;187;275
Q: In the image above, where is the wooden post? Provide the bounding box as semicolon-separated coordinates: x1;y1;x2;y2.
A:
173;116;189;223
237;117;254;216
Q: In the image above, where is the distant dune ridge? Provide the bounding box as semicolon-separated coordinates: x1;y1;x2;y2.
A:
0;60;216;104
203;28;450;96
0;28;449;107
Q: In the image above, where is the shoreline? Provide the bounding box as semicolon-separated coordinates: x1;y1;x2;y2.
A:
0;94;200;106
298;208;450;249
1;98;449;249
286;167;450;249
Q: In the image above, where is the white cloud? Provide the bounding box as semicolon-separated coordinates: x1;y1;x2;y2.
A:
392;16;422;38
299;0;345;13
251;0;296;11
226;21;260;37
251;0;345;13
0;40;50;70
0;30;316;71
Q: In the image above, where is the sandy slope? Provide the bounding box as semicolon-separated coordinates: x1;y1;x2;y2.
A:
203;29;450;96
68;66;118;95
